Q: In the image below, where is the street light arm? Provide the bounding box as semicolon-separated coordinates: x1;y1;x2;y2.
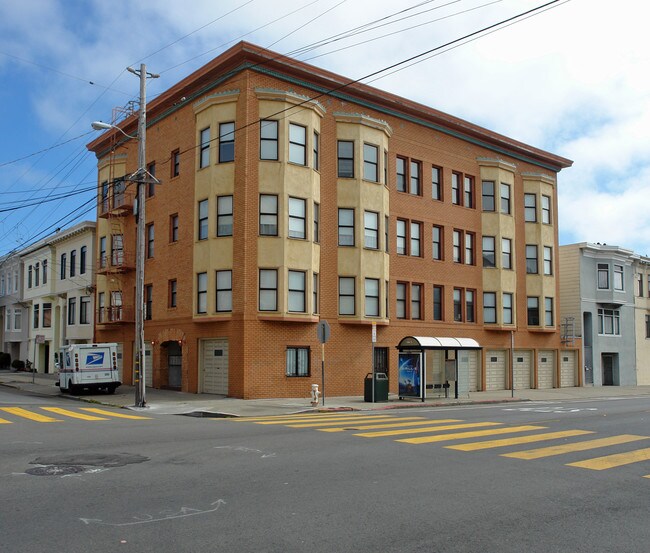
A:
91;121;136;139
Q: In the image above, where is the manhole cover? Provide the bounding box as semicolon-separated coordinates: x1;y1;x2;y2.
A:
26;465;85;476
30;453;149;468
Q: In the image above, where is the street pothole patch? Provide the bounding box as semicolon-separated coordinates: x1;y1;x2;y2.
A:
27;453;150;475
26;465;86;476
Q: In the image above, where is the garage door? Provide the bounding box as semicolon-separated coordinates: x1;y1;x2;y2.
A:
513;350;532;389
202;338;229;395
485;350;507;391
116;343;124;382
537;350;555;389
560;351;576;387
458;350;479;392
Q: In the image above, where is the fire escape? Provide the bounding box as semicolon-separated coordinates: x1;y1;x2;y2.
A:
95;106;137;326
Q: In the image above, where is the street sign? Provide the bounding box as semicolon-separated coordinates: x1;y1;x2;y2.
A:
316;320;330;344
371;322;377;343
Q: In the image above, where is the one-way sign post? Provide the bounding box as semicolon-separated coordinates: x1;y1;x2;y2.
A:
316;321;330;406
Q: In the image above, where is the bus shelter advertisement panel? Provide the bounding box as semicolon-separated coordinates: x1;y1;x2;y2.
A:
398;353;422;398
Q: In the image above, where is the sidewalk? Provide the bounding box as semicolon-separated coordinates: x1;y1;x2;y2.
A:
2;369;650;417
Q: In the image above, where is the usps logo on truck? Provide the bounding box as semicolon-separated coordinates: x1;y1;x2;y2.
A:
85;352;105;366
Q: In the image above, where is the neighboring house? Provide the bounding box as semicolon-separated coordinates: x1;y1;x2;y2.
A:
20;221;96;373
0;253;28;365
87;41;574;399
633;255;650;385
559;243;637;386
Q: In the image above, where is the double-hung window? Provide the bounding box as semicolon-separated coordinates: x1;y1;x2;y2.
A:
411;284;422;320
80;246;87;274
288;197;306;239
260;120;278;160
199;127;210;168
313;131;319;170
396;220;407;255
60;253;67;279
526;245;538;274
453;288;463;322
597;263;609;289
70;251;76;277
396;157;407;192
598;308;620;335
217;196;233;237
197;273;207;314
433;285;443;321
288;123;306;165
500;183;511;214
259;269;278;311
288;270;306;313
259;195;278;236
216;270;233;312
543;246;553;275
466;290;475;323
80;296;90;324
527;297;540;326
432;226;442;260
503;293;513;324
410;160;421;195
68;298;76;325
483;292;496;324
544;297;554;326
410;222;421;257
198;200;208;240
524;193;537;222
219;122;235;163
338;208;355;246
339;277;355;315
365;278;380;317
170;214;179;242
146;224;154;258
502;238;512;269
364;211;379;249
541;195;551;224
396;283;407;319
614;265;624;290
169;280;177;308
363;144;379;182
313;203;320;243
145;285;153;320
453;230;462;263
42;303;51;328
464;233;474;265
464;176;474;208
482;181;495;211
337;141;354;178
451;172;461;205
432;166;442;200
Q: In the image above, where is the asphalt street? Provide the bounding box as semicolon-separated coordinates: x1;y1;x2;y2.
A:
2;388;650;553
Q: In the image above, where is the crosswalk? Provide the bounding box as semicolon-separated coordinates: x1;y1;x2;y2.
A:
231;412;650;479
0;406;152;424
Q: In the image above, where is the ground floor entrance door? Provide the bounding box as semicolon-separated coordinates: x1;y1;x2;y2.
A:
602;353;615;386
167;341;182;389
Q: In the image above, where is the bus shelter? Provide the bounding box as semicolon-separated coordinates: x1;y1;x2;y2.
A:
396;336;482;401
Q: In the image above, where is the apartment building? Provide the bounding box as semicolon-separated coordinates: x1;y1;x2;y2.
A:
559;243;638;386
87;41;574;399
633;255;650;384
0;253;28;365
20;221;96;373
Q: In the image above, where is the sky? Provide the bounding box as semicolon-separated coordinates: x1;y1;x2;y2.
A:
1;0;649;257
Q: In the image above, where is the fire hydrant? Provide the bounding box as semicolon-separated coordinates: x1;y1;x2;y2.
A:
310;384;320;407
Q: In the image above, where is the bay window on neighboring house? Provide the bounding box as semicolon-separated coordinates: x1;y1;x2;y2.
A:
259;269;278;311
542;195;551;224
338;208;355;246
364;211;379;249
80;296;90;324
217;195;233;237
199;127;210;168
543;246;553;275
197;273;207;314
337;141;354;178
288;197;306;239
42;302;52;328
79;246;86;274
503;293;513;324
482;236;496;268
288;123;307;165
597;263;609;289
598;308;620;335
524;193;537;222
218;122;235;163
526;245;538;274
259;195;278;236
482;181;495;211
527;297;540;326
68;298;76;325
500;183;511;214
364;278;380;317
363;143;379;182
545;297;554;326
502;238;512;269
33;304;40;329
614;264;624;291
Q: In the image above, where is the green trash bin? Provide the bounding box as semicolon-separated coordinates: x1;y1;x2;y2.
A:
364;372;388;402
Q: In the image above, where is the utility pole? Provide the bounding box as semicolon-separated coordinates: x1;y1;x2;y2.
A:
129;64;158;408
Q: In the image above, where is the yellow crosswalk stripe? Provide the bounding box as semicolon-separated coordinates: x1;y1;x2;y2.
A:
0;417;12;424
355;421;503;438
287;416;425;428
41;407;109;421
320;419;463;433
253;415;400;425
80;408;151;419
503;434;650;460
0;407;62;422
232;413;360;422
397;425;547;444
447;429;594;451
566;447;650;470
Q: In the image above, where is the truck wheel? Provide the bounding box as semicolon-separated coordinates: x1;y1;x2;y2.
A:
106;386;116;395
68;384;78;396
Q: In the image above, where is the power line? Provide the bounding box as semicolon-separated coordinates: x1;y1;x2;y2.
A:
0;131;95;168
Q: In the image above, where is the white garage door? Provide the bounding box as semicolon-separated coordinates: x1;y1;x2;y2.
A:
537;350;555;389
485;350;507;391
202;338;229;395
513;350;532;389
458;350;479;392
560;351;576;387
